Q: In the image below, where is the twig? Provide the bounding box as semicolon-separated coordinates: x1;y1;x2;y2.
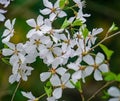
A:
11;80;21;101
87;81;115;101
89;31;120;51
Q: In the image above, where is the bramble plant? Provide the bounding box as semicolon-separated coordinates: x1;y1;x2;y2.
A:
1;0;120;101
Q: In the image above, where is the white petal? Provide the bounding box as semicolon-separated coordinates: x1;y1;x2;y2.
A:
26;19;36;27
49;13;56;21
65;81;74;88
40;8;51;15
58;11;67;18
37;15;43;26
2;29;10;37
50;75;61;86
0;13;5;21
26;29;36;38
67;63;79;71
94;69;103;81
99;64;109;73
2;49;13;56
53;88;62;99
83;55;94;65
95;52;104;64
72;71;81;80
5;19;11;29
47;97;56;101
84;66;94;77
43;0;53;8
61;73;70;83
108;86;120;97
40;72;51;82
56;67;67;76
21;91;35;99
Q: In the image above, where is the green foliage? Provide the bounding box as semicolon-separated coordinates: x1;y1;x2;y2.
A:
103;72;116;81
81;27;89;39
61;18;70;29
107;22;118;33
99;44;114;60
44;81;53;97
59;0;69;9
72;19;82;27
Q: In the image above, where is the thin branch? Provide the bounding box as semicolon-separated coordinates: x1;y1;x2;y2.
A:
87;81;115;101
11;80;21;101
89;31;120;51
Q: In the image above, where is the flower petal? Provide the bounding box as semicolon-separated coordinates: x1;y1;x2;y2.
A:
50;75;61;86
26;19;36;27
95;52;104;64
40;72;51;82
99;64;109;73
83;55;94;65
108;86;120;97
94;69;103;81
40;8;51;15
53;88;62;99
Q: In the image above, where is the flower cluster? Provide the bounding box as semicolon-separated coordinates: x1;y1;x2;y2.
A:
0;0;13;22
1;0;112;101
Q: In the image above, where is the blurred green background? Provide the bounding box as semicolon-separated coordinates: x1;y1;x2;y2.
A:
0;0;120;101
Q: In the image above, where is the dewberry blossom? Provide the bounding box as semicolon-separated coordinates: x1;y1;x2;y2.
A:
40;63;67;82
73;0;86;9
67;57;93;83
21;91;38;101
83;52;109;81
2;18;16;43
50;73;74;99
38;41;62;64
2;42;26;65
108;86;120;101
9;63;33;84
87;28;103;46
40;0;67;21
26;15;51;38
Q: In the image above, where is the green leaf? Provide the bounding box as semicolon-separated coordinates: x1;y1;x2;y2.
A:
103;72;116;81
116;74;120;82
99;44;114;60
61;18;70;29
1;58;11;65
59;0;69;9
107;22;118;33
44;86;52;97
72;19;82;27
82;27;89;39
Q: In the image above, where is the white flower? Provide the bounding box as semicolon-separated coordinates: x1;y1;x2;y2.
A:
87;28;103;46
2;42;26;65
73;0;86;9
9;64;33;84
21;91;38;101
26;15;50;38
76;8;90;23
67;57;93;82
108;86;120;101
38;41;62;64
50;73;74;99
40;65;67;82
40;0;66;21
83;52;109;81
2;18;16;43
0;9;6;22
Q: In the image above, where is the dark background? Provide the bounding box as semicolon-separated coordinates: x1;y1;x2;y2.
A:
0;0;120;101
